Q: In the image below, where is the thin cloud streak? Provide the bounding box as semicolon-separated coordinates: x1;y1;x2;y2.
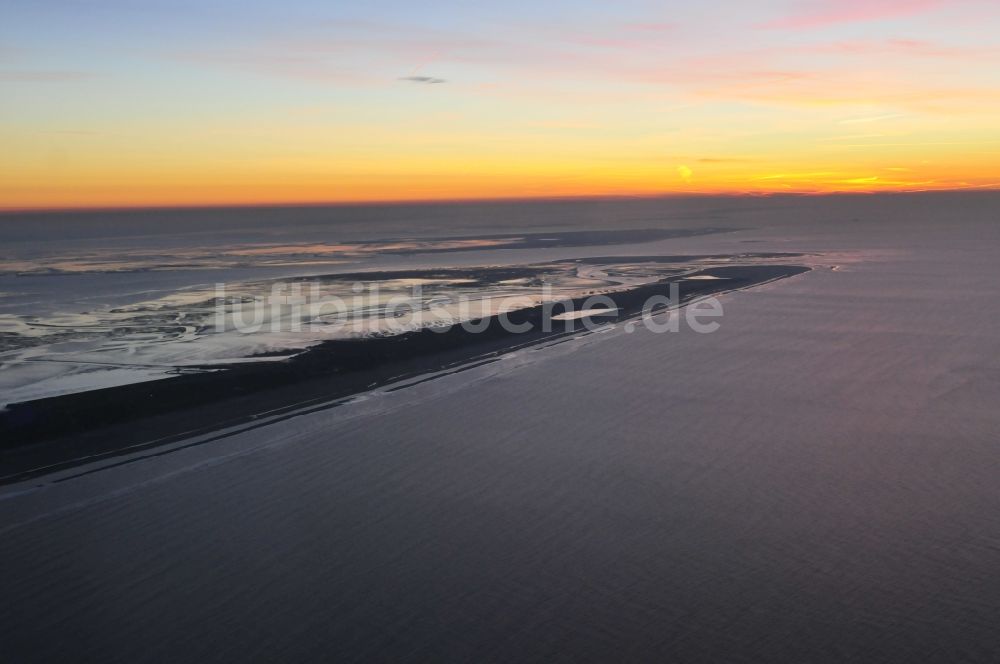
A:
0;70;94;82
399;76;447;84
839;114;905;124
760;0;946;29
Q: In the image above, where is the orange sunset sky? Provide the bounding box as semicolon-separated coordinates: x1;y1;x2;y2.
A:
3;0;1000;209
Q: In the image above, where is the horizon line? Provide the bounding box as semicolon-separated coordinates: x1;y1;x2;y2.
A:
2;187;999;216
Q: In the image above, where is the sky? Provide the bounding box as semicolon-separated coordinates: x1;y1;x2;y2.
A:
2;0;1000;209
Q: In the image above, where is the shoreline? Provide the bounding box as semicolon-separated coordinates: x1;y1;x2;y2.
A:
0;264;809;484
